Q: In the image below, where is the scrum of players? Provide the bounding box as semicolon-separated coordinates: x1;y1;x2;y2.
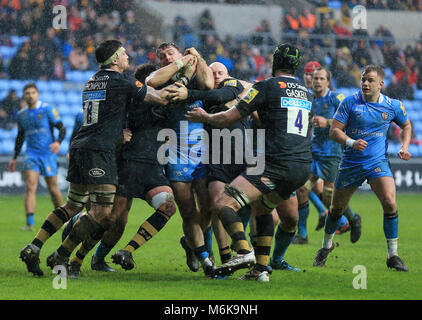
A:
15;39;412;283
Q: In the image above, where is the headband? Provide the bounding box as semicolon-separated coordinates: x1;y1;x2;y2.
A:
99;47;126;66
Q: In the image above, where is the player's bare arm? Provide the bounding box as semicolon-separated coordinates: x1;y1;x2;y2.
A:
144;86;171;106
146;54;196;88
186;106;242;128
398;119;412;160
184;48;214;90
329;119;367;151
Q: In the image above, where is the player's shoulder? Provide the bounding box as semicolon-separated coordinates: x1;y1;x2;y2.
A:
329;90;346;104
381;93;401;108
219;77;242;89
17;106;28;116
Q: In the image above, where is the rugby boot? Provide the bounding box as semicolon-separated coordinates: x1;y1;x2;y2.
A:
313;243;335;267
292;234;308;244
180;236;200;272
111;250;135;270
67;261;82;279
386;255;409;272
270;258;301;272
214;250;256;277
46;251;69;270
91;255;116;272
350;213;362;243
238;269;269;282
20;244;43;276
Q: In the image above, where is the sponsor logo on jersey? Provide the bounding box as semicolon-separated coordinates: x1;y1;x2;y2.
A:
281;97;312;111
52;108;60;120
83;90;106;102
242;88;259;104
400;102;406;116
135;81;144;88
278;81;287;89
89;168;106;178
336;94;345;102
223;79;237;87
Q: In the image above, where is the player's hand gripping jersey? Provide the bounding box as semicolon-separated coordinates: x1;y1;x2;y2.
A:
312;90;345;158
334;90;407;168
71;69;147;152
236;76;313;165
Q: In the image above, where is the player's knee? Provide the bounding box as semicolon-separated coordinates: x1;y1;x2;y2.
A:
330;206;344;218
152;192;176;217
380;195;396;213
25;180;38;193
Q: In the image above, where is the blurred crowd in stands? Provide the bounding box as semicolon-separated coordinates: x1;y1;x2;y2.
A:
1;0;422;134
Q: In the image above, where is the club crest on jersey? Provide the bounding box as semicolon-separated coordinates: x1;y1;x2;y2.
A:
38;113;43;120
374;167;382;173
324;103;328;109
89;168;106;178
382;112;389;121
278;81;287;89
261;176;276;190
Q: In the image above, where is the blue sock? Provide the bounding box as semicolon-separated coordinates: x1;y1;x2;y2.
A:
26;213;34;226
203;227;213;258
238;205;251;231
272;226;295;262
193;245;209;261
309;191;327;217
338;215;348;228
94;241;114;259
297;202;309;238
383;212;398;239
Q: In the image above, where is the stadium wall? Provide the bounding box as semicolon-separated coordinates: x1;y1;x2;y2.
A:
0;157;421;195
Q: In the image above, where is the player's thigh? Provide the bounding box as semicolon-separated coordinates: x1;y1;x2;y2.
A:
331;186;358;216
110;194;133;225
208;180;226;205
87;184;117;220
171;181;196;217
217;175;262;211
63;182;89;215
23;170;40;191
368;176;397;213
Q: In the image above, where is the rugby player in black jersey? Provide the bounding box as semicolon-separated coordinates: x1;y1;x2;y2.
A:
186;43;312;282
19;40;170;276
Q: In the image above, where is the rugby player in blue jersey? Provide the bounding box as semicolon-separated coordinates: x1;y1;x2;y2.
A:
8;83;66;231
296;67;361;244
147;43;216;275
313;65;412;271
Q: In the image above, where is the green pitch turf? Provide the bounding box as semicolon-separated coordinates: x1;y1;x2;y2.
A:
0;193;421;300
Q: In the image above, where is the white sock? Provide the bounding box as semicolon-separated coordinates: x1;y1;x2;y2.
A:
387;238;398;258
322;232;335;249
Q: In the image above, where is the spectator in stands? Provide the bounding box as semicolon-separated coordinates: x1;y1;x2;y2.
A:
352;40;372;68
31;49;54;80
69;46;89;71
374;24;395;47
299;8;316;32
382;42;403;73
283;7;300;34
8;41;31;79
332;19;352;49
198;8;217;42
216;48;234;72
53;56;66;81
312;17;334;47
199;34;219;63
0;53;6;79
251;20;275;51
172;15;194;48
369;40;385;67
384;74;414;100
0;89;19;129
